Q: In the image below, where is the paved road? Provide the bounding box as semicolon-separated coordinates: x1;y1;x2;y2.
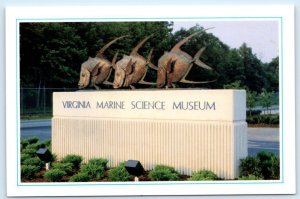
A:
21;120;52;141
20;120;279;156
247;128;279;156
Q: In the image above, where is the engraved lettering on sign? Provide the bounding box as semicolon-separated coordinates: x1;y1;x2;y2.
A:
172;101;216;110
131;101;166;110
62;101;91;109
96;101;125;109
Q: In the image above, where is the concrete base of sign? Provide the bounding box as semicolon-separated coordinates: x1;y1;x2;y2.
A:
52;89;247;179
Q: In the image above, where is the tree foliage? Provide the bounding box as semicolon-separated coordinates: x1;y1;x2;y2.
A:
20;22;278;92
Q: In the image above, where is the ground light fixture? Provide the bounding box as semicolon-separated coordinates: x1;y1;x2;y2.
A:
125;160;144;181
36;146;52;170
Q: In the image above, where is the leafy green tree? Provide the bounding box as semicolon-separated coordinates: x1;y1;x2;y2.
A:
223;80;246;89
238;43;265;92
20;22;278;94
259;88;274;114
264;56;279;92
247;90;258;116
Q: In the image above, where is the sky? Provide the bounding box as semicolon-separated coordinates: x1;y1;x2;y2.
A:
172;20;279;63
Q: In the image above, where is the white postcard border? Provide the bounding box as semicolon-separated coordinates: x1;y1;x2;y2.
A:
5;5;295;196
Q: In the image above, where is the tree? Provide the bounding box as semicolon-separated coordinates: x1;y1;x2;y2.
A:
259;88;274;114
247;90;257;116
20;22;278;93
264;56;279;92
238;43;266;92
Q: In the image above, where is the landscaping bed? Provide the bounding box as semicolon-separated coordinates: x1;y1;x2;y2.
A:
21;137;280;183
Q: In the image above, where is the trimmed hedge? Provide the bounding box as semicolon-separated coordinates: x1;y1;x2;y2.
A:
247;114;279;124
21;153;33;164
88;158;108;169
27;136;39;144
44;169;66;182
239;151;280;180
188;170;218;181
69;172;91;182
108;162;131;182
22;157;44;169
52;162;74;175
21;165;40;179
149;165;180;181
80;163;105;180
61;155;82;169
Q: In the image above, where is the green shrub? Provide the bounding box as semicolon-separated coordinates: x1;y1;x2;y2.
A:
26;142;42;151
20;138;29;150
239;156;261;177
44;169;66;182
21;153;33;164
21;148;37;156
257;151;276;179
108;162;131;182
52;162;73;175
247;114;279;125
62;155;82;169
27;137;39;144
271;155;280;179
88;158;108;169
269;115;279;124
188;170;218;181
22;157;44;169
149;165;180;181
69;172;91;182
80;163;105;180
238;175;263;180
246;110;261;116
21;165;39;179
43;140;52;151
239;151;280;180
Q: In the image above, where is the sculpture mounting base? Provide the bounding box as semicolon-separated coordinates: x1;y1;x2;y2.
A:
52;89;247;179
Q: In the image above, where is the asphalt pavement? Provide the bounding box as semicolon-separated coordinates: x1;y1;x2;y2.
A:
20;120;280;156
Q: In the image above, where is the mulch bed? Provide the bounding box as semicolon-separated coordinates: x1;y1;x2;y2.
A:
21;169;190;183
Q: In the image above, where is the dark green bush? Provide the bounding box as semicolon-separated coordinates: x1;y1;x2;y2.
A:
88;158;108;169
247;115;261;124
238;175;263;180
271;155;280;179
246;110;261;116
27;137;39;144
21;153;33;164
149;165;180;181
52;162;73;175
80;163;105;180
188;170;218;181
44;169;66;182
21;148;37;156
22;157;44;169
26;142;42;151
20;138;29;150
257;151;276;179
108;162;131;182
247;114;279;125
62;155;82;169
239;156;261;177
43;140;52;151
69;172;91;182
269;115;279;124
21;165;39;179
239;151;280;180
69;158;108;180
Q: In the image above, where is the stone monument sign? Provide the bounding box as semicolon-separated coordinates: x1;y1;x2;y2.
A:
52;89;247;179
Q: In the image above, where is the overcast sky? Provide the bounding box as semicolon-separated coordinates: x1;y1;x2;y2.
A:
172;20;279;63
